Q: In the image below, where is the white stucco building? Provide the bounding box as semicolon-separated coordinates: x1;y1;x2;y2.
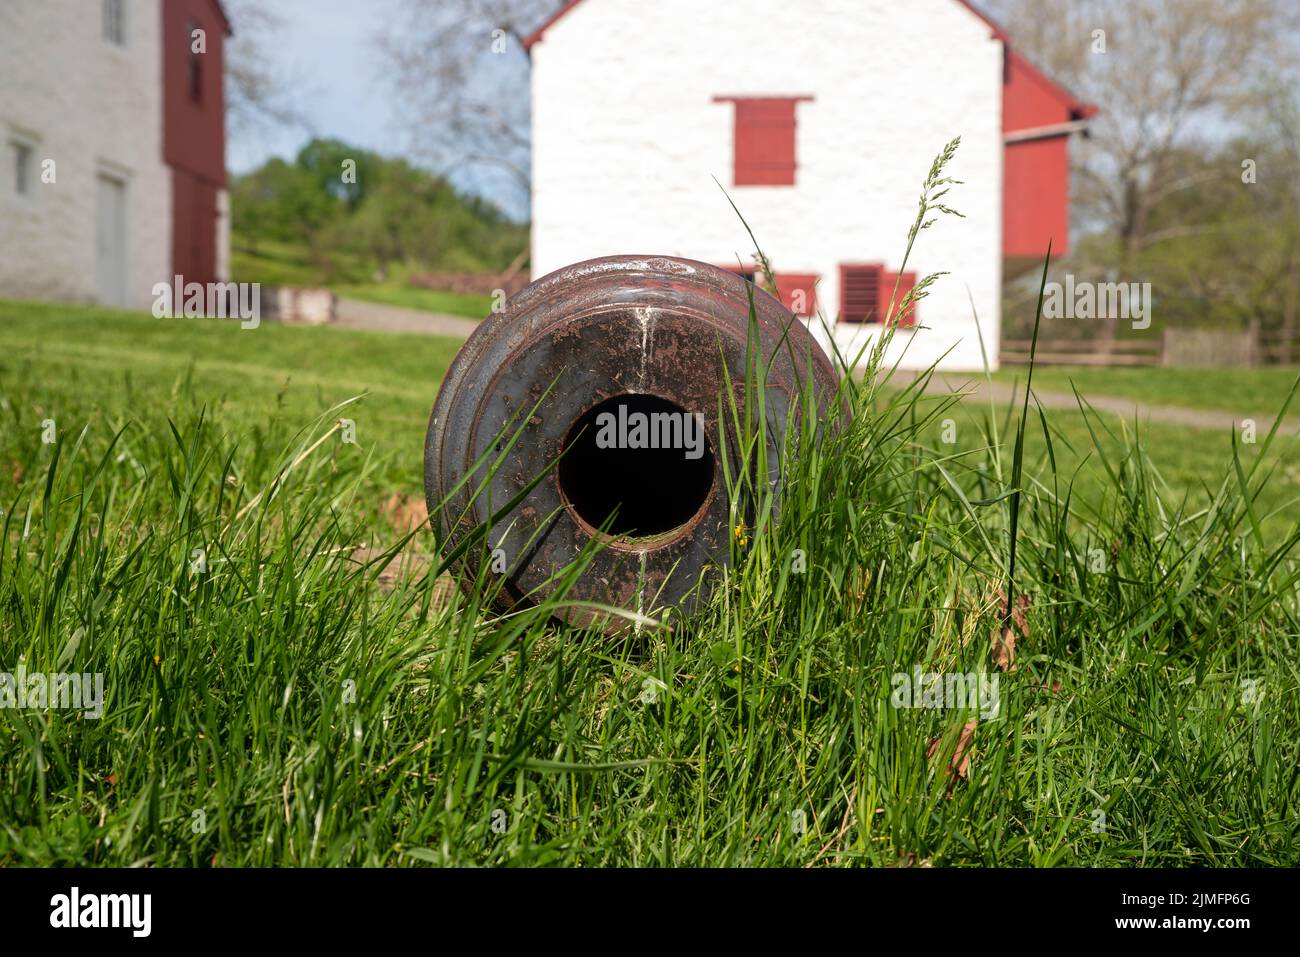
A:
0;0;230;311
526;0;1094;371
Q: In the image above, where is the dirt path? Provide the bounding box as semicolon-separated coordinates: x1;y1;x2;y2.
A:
915;374;1300;436
326;310;1296;437
335;297;480;338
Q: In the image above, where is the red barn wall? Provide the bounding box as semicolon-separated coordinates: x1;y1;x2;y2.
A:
162;0;228;284
1001;51;1079;261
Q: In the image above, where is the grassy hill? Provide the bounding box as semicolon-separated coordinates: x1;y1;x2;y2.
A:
231;239;496;320
228;139;525;321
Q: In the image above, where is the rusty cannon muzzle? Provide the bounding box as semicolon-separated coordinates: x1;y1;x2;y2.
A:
424;255;843;631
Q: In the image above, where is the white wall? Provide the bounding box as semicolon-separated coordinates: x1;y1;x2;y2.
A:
0;0;170;310
216;187;231;281
531;0;1005;370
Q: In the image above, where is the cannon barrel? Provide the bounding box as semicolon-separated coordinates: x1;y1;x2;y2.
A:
424;255;842;630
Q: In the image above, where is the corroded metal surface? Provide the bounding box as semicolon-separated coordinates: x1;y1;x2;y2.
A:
424;255;841;630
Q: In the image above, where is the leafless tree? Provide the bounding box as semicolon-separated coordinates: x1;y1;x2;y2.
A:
988;0;1299;267
377;0;557;212
221;0;304;138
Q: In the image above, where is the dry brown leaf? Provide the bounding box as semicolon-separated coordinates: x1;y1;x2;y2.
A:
1012;592;1031;637
894;851;933;868
927;719;977;787
381;493;428;533
992;625;1017;671
847;566;871;613
993;590;1031;671
352;546;446;597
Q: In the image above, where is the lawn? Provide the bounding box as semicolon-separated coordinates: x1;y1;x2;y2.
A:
0;299;459;488
231;239;493;320
991;365;1300;419
1;299;1297;866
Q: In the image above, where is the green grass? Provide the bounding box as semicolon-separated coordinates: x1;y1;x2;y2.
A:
0;299;460;493
229;239;358;287
991;365;1300;418
905;386;1300;544
231;239;493;320
1;294;1298;866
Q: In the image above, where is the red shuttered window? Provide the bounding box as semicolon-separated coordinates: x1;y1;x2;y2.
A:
714;96;811;187
840;264;882;323
840;265;918;326
883;270;918;327
773;273;819;316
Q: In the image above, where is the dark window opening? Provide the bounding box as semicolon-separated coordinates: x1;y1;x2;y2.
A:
188;21;203;102
12;142;33;195
102;0;125;45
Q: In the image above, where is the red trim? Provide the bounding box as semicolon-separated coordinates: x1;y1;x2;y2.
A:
712;95;815;104
212;0;232;35
951;0;1009;41
524;0;1096;121
1003;49;1094;131
526;0;1009;48
523;0;584;50
526;0;1015;51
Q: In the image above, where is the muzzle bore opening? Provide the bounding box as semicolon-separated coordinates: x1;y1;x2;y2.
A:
559;394;714;541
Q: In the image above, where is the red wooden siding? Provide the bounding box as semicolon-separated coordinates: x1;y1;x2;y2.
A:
1001;50;1096;264
774;273;819;316
1003;136;1070;261
162;0;229;283
840;265;918;326
171;171;218;288
713;96;812;187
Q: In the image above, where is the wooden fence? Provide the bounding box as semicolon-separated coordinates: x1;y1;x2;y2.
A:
1001;337;1162;367
1002;324;1300;368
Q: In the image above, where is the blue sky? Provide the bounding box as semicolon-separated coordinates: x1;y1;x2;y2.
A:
226;0;530;221
227;0;399;176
